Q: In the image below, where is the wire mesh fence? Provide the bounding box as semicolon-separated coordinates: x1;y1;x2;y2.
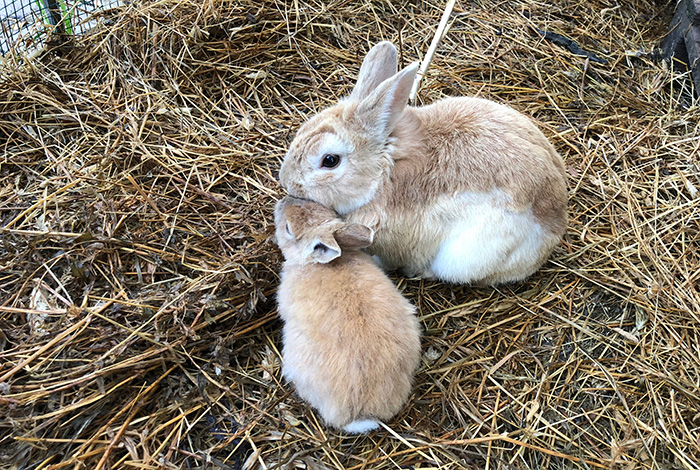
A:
0;0;121;56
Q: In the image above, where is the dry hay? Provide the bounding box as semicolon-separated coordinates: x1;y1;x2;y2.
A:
1;0;699;468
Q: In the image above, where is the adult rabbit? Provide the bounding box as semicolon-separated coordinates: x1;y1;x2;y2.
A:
279;41;567;284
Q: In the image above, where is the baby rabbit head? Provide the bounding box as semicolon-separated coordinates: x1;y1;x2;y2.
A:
279;42;419;215
274;196;374;265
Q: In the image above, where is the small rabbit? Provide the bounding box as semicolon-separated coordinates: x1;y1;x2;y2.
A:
274;196;422;434
279;41;567;285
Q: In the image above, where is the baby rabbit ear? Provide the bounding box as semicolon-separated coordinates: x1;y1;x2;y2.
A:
355;61;419;137
350;41;398;101
334;223;374;249
311;233;342;264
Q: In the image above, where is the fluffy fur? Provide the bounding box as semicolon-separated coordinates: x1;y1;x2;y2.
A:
274;196;422;434
279;41;568;284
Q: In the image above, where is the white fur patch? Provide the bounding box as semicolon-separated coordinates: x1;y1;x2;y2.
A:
429;190;549;284
343;419;380;434
311;133;353;169
333;186;379;215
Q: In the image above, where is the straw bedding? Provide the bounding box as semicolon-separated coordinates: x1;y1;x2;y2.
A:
1;0;699;468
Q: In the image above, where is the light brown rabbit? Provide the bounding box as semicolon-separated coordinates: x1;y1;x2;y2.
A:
279;41;567;285
274;196;421;434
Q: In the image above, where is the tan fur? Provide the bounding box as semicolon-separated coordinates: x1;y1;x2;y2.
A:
279;41;568;284
274;196;422;432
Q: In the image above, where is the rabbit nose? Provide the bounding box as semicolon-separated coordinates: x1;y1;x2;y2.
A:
278;158;295;186
278;165;289;187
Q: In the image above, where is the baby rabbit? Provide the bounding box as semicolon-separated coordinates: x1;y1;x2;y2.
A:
279;41;567;285
274;196;421;434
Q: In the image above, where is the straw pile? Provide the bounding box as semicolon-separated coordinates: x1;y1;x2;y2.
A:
1;0;699;468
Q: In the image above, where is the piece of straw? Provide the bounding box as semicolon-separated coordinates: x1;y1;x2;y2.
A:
409;0;456;103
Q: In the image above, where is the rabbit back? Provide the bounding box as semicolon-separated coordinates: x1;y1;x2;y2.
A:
277;253;421;431
392;97;566;226
343;96;567;283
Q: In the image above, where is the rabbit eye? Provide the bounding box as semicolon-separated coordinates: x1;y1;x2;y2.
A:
321;154;341;168
285;223;293;237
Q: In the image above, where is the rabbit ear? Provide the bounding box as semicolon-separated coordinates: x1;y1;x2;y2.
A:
334;223;374;249
281;203;304;235
350;41;398;101
355;61;419;137
310;233;342;264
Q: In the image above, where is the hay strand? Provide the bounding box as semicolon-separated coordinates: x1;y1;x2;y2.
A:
1;0;699;468
409;0;456;103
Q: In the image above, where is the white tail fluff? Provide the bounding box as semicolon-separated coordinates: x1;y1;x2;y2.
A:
343;419;380;434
